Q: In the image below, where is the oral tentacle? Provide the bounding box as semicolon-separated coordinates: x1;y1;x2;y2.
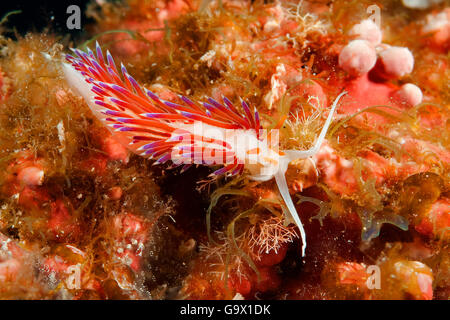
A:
272;91;347;257
274;169;307;257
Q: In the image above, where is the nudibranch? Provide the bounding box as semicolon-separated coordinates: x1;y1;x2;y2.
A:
59;42;346;257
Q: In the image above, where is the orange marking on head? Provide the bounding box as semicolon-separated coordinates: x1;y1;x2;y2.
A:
274;115;287;129
246;147;261;155
263;156;278;166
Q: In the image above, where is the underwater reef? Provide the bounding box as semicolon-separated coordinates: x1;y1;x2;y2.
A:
0;0;448;300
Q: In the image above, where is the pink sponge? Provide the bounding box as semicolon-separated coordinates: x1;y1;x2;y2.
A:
393;83;423;107
17;166;44;187
422;8;450;51
377;46;414;79
339;40;377;77
349;19;382;46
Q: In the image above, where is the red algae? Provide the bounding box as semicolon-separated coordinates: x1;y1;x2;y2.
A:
0;0;449;301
